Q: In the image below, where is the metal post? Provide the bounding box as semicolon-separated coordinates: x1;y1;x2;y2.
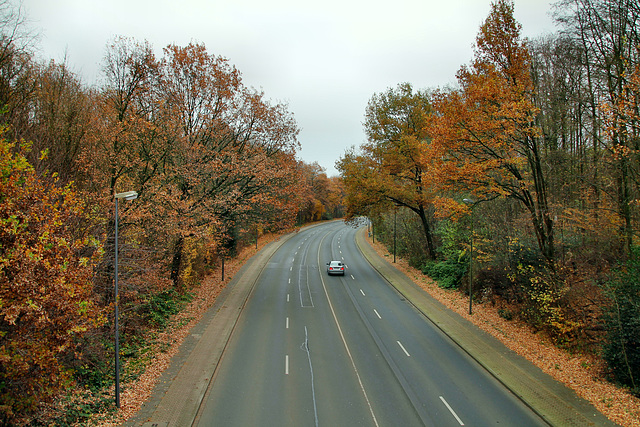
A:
114;197;120;408
463;198;477;316
113;190;136;409
469;206;473;315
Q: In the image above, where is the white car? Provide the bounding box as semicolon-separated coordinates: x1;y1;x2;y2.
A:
326;261;345;276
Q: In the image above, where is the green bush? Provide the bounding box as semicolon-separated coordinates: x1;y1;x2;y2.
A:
74;348;112;392
602;246;640;395
422;253;468;289
141;289;193;328
498;308;514;321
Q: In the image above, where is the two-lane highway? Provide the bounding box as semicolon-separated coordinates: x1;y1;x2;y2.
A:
193;221;546;426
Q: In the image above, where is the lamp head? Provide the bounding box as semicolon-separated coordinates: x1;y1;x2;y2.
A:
115;191;138;201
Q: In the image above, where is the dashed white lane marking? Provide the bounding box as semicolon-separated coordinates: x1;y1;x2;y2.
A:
286;317;289;329
373;309;382;319
351;274;355;280
397;341;411;357
285;355;289;375
360;289;366;296
440;396;464;425
287;294;290;302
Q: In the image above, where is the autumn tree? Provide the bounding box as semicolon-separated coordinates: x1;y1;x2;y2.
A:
157;42;301;284
93;36;159;196
431;0;555;264
297;161;327;221
75;36;173;323
0;131;101;423
339;83;439;258
0;0;36;140
601;46;640;253
326;176;345;218
554;0;640;253
25;59;92;182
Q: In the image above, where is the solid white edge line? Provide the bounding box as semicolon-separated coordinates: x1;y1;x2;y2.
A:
374;309;382;319
439;396;464;425
397;341;411;357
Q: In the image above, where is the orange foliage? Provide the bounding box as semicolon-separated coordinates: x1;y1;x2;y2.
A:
297;162;344;222
428;0;555;263
0;133;102;422
339;83;441;257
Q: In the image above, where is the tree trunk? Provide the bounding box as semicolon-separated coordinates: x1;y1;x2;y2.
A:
416;205;436;260
170;236;184;289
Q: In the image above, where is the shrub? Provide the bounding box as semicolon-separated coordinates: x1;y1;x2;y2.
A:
422;253;468;289
0;136;102;423
601;247;640;395
475;267;514;300
511;264;580;343
498;308;514;321
139;289;193;328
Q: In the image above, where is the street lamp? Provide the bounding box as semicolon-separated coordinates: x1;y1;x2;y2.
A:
463;199;475;315
114;190;137;408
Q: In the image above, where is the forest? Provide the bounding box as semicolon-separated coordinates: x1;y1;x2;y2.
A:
340;0;640;402
0;1;344;424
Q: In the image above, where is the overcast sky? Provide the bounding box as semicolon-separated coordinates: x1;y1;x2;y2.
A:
23;0;557;176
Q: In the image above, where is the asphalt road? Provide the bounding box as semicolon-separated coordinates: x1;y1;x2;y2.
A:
192;221;546;426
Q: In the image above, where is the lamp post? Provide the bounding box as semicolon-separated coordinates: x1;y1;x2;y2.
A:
463;199;475;315
114;190;137;408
